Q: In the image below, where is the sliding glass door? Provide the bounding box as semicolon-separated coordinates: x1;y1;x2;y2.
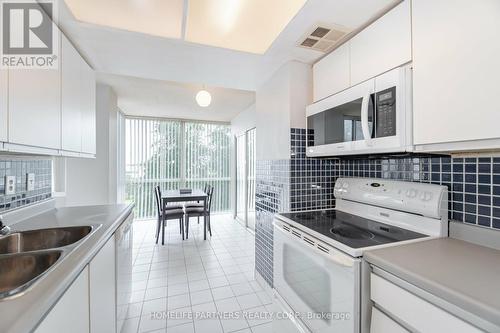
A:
246;128;256;230
125;117;231;219
236;135;246;222
235;128;256;230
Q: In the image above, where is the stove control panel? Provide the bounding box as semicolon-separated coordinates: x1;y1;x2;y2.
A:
334;178;446;219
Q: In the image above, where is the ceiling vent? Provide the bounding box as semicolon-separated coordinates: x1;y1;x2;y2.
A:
298;24;350;53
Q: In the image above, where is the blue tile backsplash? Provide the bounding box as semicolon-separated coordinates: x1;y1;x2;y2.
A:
0;158;52;212
255;128;500;287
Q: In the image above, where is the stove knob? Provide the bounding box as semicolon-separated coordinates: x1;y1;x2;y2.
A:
342;182;349;189
335;181;342;189
424;192;433;201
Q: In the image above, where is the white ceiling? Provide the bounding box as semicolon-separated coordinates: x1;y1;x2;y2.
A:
185;0;307;54
59;0;398;120
64;0;184;39
98;73;255;122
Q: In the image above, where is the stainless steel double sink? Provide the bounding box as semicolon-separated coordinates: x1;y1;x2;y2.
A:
0;225;99;300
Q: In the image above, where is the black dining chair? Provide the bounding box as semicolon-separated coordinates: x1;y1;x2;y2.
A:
154;185;184;245
184;184;209;224
184;185;214;240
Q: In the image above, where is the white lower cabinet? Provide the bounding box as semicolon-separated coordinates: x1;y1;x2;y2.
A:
370;307;408;333
35;234;118;333
89;236;117;333
370;273;482;333
34;267;90;333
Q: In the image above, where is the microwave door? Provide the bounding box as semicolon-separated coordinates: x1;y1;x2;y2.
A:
307;98;369;146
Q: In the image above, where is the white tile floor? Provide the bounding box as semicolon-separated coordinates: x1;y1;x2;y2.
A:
122;214;273;333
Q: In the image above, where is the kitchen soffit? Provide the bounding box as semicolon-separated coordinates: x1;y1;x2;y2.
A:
64;0;184;39
64;0;306;54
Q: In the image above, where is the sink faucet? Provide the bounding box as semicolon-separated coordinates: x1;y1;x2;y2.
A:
0;216;10;236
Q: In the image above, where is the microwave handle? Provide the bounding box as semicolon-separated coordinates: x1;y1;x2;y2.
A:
361;89;373;146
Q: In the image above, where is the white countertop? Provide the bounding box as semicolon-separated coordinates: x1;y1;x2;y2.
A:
0;204;133;333
365;238;500;329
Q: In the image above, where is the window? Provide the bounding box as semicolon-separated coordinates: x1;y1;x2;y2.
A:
125;118;231;219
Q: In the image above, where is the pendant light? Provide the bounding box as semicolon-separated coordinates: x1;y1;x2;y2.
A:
196;89;212;107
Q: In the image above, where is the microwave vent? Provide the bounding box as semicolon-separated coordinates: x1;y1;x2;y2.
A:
298;24;350;53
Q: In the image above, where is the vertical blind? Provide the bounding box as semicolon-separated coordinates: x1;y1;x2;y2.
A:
125;118;231;219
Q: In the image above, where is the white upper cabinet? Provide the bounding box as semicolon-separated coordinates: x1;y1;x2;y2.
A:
80;60;96;155
313;42;350;102
61;33;96;156
4;10;95;157
350;0;411;86
0;69;7;142
62;35;82;152
412;0;500;150
312;1;411;103
8;58;61;150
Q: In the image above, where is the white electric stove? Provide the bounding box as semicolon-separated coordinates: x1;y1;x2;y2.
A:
272;178;448;333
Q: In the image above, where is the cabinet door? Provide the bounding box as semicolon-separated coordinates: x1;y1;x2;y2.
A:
313;42;350;102
34;267;90;333
81;60;96;154
350;0;411;86
61;35;82;152
0;69;7;142
371;307;409;333
89;236;116;333
8;18;61;150
412;0;500;147
371;273;481;333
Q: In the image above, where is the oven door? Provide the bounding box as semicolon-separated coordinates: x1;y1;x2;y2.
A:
273;219;361;333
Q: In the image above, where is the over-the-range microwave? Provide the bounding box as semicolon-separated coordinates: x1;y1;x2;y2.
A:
306;65;413;157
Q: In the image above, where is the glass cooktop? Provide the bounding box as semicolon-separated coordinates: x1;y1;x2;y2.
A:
279;210;427;249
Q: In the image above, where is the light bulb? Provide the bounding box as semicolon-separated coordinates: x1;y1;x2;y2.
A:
196;90;212;107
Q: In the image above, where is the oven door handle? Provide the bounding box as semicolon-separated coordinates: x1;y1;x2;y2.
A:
274;223;355;268
361;88;373;146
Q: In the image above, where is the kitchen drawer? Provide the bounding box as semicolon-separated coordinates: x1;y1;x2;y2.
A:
370;307;408;333
370;273;481;333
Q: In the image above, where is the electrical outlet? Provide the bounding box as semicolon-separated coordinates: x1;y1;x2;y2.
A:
5;176;16;195
27;173;35;191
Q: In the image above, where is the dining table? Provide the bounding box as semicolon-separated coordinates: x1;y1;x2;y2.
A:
161;189;209;241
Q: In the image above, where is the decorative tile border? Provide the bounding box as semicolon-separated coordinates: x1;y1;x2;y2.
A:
0;158;52;212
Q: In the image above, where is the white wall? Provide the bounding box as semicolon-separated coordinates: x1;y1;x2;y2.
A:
289;61;312;129
64;84;118;206
256;63;291;160
255;60;312;160
231;103;256;136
